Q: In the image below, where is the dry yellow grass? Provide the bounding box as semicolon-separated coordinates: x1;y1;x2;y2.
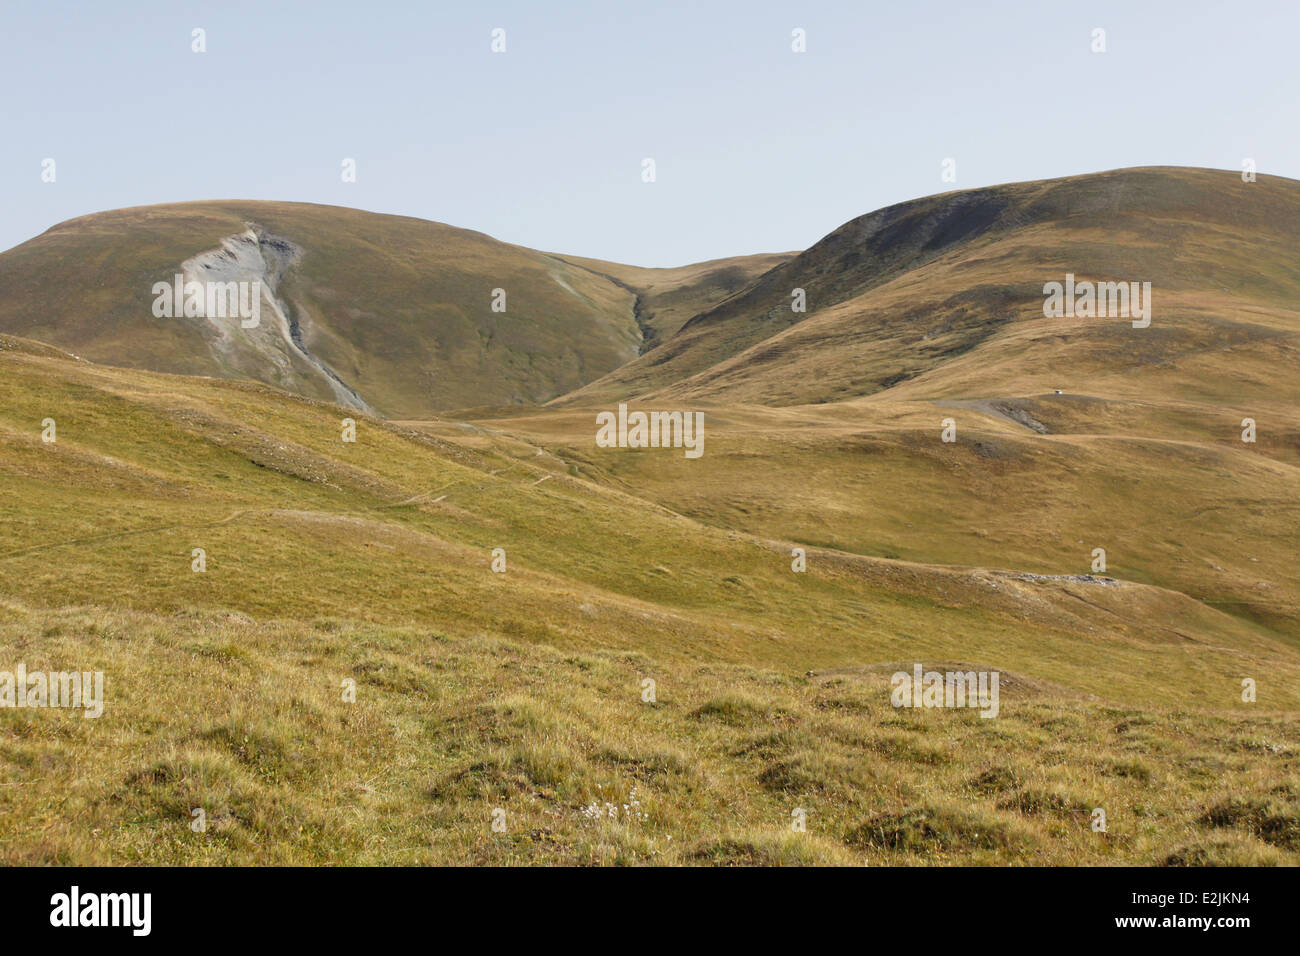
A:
1;603;1294;865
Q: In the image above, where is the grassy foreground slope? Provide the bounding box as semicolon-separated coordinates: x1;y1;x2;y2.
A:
0;334;1297;863
3;603;1296;865
4;334;1287;699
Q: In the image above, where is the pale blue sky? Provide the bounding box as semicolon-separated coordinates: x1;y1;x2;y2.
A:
2;0;1295;265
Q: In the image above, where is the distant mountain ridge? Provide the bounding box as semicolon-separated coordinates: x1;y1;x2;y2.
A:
2;167;1297;419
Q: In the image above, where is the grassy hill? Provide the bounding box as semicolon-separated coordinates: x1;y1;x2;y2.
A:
558;167;1300;408
0;203;781;418
476;390;1300;640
